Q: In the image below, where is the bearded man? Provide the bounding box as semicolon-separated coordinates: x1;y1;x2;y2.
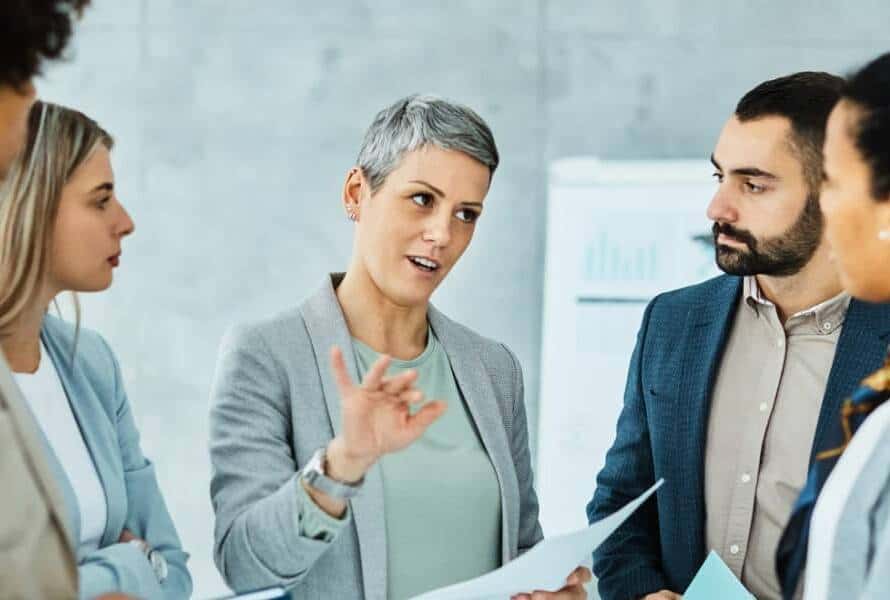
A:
586;72;890;600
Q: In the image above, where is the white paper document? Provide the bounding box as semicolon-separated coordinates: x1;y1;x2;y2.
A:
411;479;664;600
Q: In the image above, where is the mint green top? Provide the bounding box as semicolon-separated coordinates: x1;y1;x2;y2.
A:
352;328;502;600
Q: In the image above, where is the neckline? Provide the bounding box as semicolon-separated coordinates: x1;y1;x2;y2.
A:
352;326;438;368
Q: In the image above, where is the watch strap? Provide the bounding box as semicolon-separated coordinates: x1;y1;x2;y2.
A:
302;446;364;500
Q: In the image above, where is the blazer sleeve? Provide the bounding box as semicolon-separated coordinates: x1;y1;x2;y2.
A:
586;297;668;600
502;345;544;555
209;323;349;592
79;338;192;600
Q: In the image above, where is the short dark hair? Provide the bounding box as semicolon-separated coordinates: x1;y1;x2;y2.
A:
735;71;844;191
0;0;91;91
842;52;890;202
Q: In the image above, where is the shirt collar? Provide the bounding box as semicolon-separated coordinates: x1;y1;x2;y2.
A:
742;275;851;335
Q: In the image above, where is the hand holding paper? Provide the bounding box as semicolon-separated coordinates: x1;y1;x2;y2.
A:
411;479;664;600
639;592;681;600
510;565;592;600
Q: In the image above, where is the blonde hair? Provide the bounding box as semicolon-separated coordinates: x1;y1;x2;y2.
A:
0;100;113;336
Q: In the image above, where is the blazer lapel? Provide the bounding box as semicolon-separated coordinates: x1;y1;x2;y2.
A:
23;406;82;553
0;353;78;555
299;275;357;437
673;276;741;566
808;299;890;464
40;323;123;549
428;305;517;563
299;274;387;600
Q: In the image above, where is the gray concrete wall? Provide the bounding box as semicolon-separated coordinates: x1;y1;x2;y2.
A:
38;2;889;596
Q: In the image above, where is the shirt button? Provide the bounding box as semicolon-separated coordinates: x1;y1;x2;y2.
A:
822;322;832;331
730;544;740;555
741;473;752;484
776;338;785;348
759;402;769;412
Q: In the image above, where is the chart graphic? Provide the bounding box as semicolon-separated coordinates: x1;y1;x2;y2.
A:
537;159;719;547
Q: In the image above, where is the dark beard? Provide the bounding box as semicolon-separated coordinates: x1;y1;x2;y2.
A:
713;193;823;277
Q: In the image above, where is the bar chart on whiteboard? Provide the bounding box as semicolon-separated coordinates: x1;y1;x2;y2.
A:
536;159;719;544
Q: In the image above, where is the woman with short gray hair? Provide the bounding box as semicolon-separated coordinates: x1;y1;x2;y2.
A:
209;94;590;599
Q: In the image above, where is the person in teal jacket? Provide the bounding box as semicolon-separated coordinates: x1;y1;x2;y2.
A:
0;100;191;599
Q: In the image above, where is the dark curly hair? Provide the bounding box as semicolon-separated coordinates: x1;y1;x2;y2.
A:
842;52;890;202
0;0;91;90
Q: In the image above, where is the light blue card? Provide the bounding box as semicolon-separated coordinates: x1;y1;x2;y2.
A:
684;551;755;600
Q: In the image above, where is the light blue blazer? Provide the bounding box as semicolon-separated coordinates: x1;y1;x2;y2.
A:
38;314;191;600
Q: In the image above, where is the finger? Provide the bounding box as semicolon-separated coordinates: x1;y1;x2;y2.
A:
118;529;136;543
568;584;589;599
367;388;422;406
540;586;585;600
567;566;591;585
398;389;425;405
330;347;355;395
380;368;418;395
404;400;446;436
362;353;392;389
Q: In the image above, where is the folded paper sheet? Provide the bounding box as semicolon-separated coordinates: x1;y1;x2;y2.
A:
411;479;664;600
684;551;754;600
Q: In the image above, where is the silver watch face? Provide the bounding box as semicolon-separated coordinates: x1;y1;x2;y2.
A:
149;549;168;583
308;447;326;475
303;448;364;500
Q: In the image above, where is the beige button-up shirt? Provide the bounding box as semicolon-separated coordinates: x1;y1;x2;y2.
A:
704;276;850;600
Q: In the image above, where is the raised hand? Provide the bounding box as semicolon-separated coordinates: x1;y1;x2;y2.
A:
324;346;446;483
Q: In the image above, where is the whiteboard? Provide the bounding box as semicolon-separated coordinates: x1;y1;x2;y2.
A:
536;158;720;540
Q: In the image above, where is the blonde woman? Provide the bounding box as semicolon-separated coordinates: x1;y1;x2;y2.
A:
0;101;191;599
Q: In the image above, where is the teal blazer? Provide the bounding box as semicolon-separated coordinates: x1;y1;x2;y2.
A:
38;314;191;600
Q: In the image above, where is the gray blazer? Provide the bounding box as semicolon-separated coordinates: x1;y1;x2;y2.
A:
210;274;543;598
0;353;78;599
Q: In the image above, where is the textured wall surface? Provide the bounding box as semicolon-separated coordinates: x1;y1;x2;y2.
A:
37;2;889;596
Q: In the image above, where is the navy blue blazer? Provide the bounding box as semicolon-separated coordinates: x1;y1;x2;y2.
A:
586;275;890;600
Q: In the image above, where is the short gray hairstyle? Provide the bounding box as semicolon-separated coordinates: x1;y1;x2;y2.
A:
356;94;499;193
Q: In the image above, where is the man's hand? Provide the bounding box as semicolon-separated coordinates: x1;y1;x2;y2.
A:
641;591;682;600
511;566;592;599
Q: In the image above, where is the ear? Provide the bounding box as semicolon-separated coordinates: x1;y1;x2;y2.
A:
342;167;367;219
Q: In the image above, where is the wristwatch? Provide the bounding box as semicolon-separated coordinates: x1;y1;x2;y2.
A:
301;446;365;500
128;539;168;583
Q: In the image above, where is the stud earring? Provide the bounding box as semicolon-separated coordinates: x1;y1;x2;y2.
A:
879;229;890;241
346;207;357;221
